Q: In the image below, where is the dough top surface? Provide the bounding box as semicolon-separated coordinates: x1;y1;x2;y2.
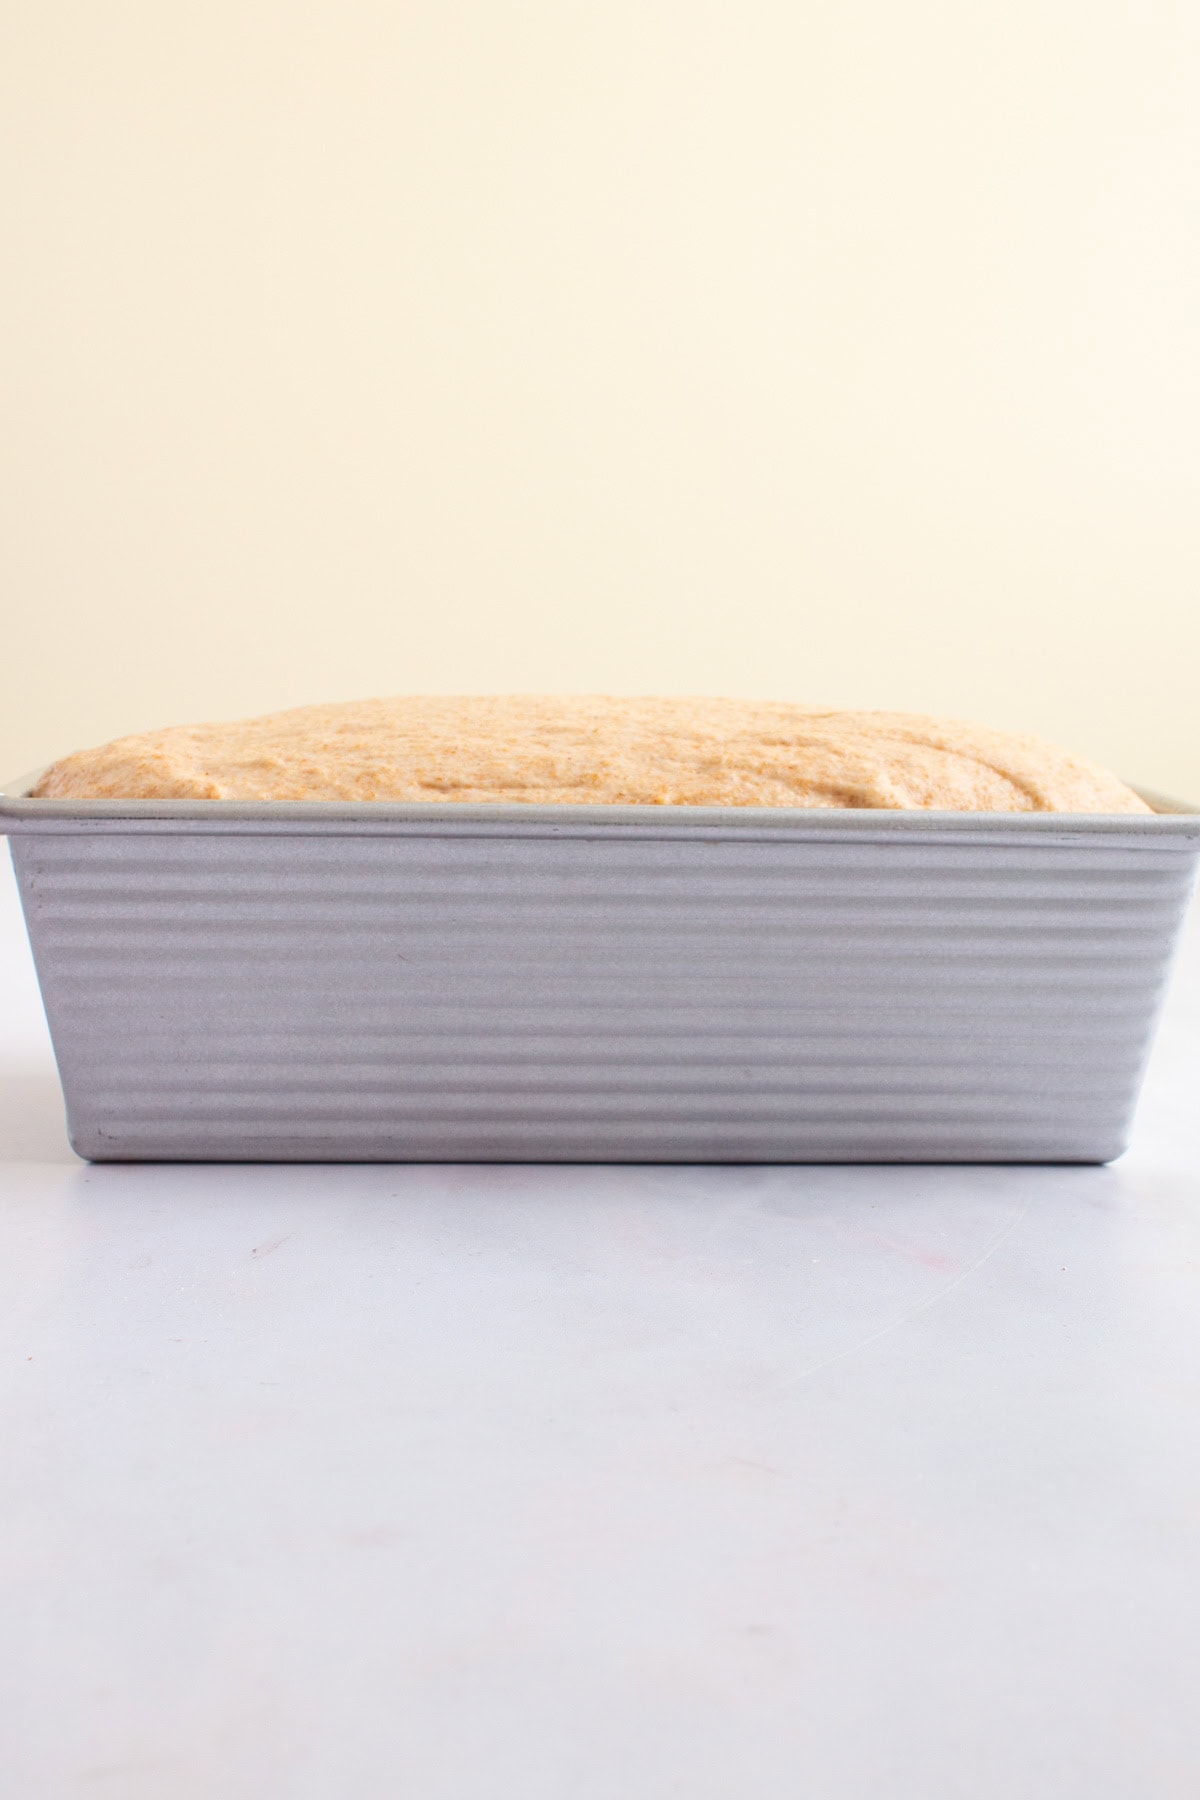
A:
31;695;1151;814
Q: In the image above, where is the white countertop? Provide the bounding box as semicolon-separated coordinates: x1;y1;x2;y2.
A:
2;850;1199;1799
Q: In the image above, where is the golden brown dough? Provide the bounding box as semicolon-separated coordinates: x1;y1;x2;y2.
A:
31;695;1151;813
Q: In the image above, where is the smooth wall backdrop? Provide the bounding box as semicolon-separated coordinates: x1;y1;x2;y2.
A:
3;2;1199;795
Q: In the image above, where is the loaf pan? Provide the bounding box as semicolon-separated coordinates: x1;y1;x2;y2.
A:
2;778;1197;1163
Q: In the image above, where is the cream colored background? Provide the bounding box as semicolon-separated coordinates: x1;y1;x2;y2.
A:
2;2;1199;796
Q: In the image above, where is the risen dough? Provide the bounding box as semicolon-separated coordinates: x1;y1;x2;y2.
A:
31;695;1151;813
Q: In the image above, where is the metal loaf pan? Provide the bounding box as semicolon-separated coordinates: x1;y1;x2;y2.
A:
2;779;1198;1163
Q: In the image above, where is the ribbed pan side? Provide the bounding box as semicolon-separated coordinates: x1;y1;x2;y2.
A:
11;829;1197;1162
